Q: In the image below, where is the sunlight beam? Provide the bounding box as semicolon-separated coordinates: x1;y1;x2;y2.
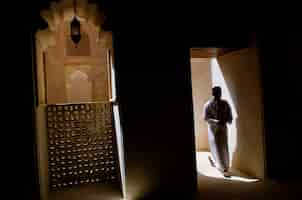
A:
210;58;238;164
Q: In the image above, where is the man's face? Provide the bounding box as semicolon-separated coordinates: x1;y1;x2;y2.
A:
212;87;222;99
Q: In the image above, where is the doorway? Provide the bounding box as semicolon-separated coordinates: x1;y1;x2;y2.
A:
190;48;265;183
33;1;125;200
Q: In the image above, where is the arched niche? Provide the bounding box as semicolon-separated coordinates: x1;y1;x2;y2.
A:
65;66;93;102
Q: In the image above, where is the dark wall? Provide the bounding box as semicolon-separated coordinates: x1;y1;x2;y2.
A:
4;1;53;199
113;30;197;199
258;32;302;179
3;22;38;200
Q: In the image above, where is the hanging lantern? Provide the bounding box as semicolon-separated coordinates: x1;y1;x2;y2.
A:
70;0;81;46
71;17;81;46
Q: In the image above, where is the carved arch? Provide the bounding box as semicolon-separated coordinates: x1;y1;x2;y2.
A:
36;0;112;51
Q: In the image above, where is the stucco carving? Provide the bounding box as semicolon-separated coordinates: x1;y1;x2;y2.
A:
36;0;109;51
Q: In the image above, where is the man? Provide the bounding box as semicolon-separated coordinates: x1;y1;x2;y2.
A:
203;86;233;177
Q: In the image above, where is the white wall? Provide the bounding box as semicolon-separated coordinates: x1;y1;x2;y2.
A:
190;58;212;151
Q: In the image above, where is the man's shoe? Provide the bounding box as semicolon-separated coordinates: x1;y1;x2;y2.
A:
223;170;231;178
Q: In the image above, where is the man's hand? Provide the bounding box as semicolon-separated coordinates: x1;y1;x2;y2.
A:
218;119;226;125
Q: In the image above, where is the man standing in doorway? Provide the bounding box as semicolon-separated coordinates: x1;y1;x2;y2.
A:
203;86;233;177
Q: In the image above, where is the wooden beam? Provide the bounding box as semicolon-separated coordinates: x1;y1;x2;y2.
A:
190;48;219;58
190;47;246;58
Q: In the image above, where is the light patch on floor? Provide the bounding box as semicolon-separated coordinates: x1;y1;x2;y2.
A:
196;151;259;183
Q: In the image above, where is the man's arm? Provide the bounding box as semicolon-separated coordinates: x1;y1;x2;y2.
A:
226;102;233;124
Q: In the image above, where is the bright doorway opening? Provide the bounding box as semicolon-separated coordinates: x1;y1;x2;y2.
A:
190;48;265;183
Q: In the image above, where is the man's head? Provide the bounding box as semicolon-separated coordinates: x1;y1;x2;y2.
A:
212;86;222;100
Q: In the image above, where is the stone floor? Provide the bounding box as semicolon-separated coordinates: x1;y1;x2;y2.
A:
46;152;302;200
195;152;302;200
48;183;122;200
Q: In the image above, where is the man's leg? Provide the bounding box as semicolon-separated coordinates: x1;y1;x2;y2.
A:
208;128;221;169
219;130;230;177
208;155;216;167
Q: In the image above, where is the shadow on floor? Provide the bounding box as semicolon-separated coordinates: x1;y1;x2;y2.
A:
48;183;122;200
135;187;196;200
